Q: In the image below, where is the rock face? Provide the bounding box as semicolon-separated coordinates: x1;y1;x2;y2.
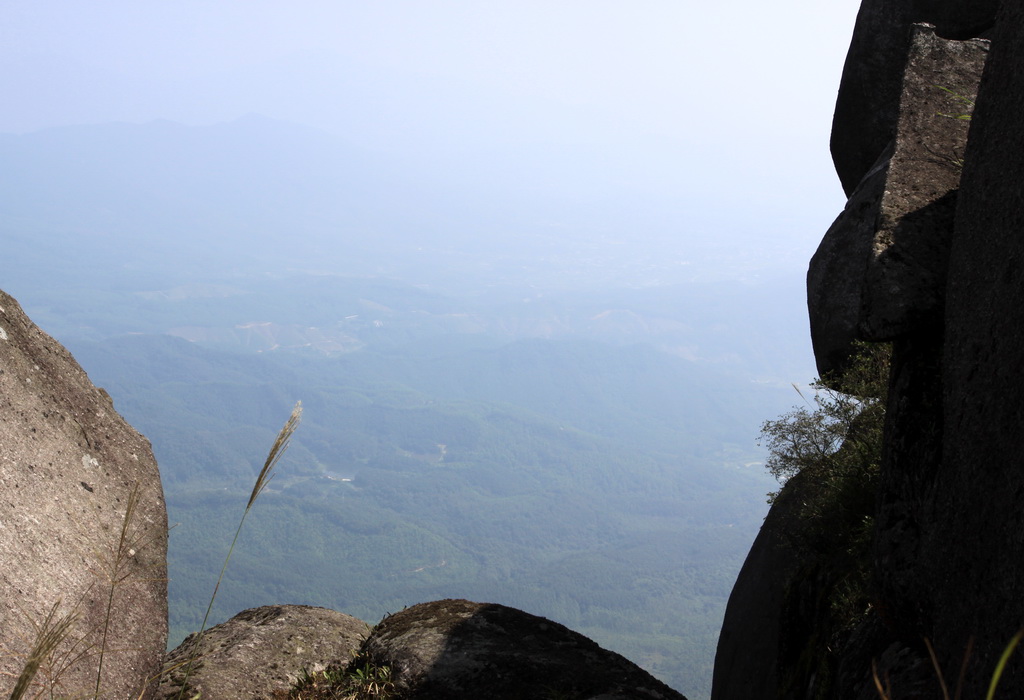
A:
157;605;368;700
925;2;1024;694
808;25;988;379
0;289;168;699
358;599;687;700
714;0;1024;697
710;473;812;700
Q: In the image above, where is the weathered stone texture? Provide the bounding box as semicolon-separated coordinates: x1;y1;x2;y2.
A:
157;605;368;700
831;0;997;195
831;0;915;196
0;289;167;699
858;30;986;340
359;598;687;700
869;333;944;644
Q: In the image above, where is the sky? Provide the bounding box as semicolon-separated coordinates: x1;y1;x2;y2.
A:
0;1;863;276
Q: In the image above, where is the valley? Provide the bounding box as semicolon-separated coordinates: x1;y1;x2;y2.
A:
0;117;818;699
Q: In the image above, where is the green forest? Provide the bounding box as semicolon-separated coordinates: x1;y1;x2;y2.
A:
70;328;781;699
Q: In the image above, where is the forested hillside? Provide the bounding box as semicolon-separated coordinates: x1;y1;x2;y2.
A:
69;327;781;697
1;117;818;700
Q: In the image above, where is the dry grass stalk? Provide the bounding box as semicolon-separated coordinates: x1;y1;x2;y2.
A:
174;401;303;699
92;482;163;697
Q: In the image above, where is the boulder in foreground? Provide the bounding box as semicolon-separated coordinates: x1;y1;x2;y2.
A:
0;288;168;699
357;598;687;700
158;604;368;700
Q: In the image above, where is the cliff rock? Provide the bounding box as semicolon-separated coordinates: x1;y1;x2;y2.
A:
808;25;988;379
716;0;1024;696
923;0;1024;692
0;289;168;698
157;605;368;700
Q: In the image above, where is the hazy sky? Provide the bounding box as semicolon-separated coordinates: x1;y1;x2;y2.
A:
1;1;863;275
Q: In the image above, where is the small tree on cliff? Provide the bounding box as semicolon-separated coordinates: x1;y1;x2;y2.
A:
760;342;890;506
760;343;891;696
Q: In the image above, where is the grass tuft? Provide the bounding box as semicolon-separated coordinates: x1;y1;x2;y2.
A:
9;602;79;700
248;401;303;509
283;660;395;700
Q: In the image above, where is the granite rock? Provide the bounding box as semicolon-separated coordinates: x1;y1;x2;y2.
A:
157;604;368;700
808;26;987;379
0;288;168;699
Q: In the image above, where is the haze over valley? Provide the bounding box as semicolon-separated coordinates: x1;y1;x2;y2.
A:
0;3;861;697
0;114;816;698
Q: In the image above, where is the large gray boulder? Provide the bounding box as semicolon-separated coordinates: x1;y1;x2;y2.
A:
808;25;987;378
0;289;167;699
157;604;368;700
358;599;687;700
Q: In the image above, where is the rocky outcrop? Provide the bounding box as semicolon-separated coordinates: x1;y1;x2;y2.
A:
154;599;686;699
716;0;1024;697
157;605;368;700
0;289;167;699
358;599;687;700
805;30;989;680
809;25;988;379
855;8;1024;687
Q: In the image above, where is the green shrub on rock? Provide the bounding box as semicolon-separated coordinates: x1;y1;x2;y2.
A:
758;342;890;698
